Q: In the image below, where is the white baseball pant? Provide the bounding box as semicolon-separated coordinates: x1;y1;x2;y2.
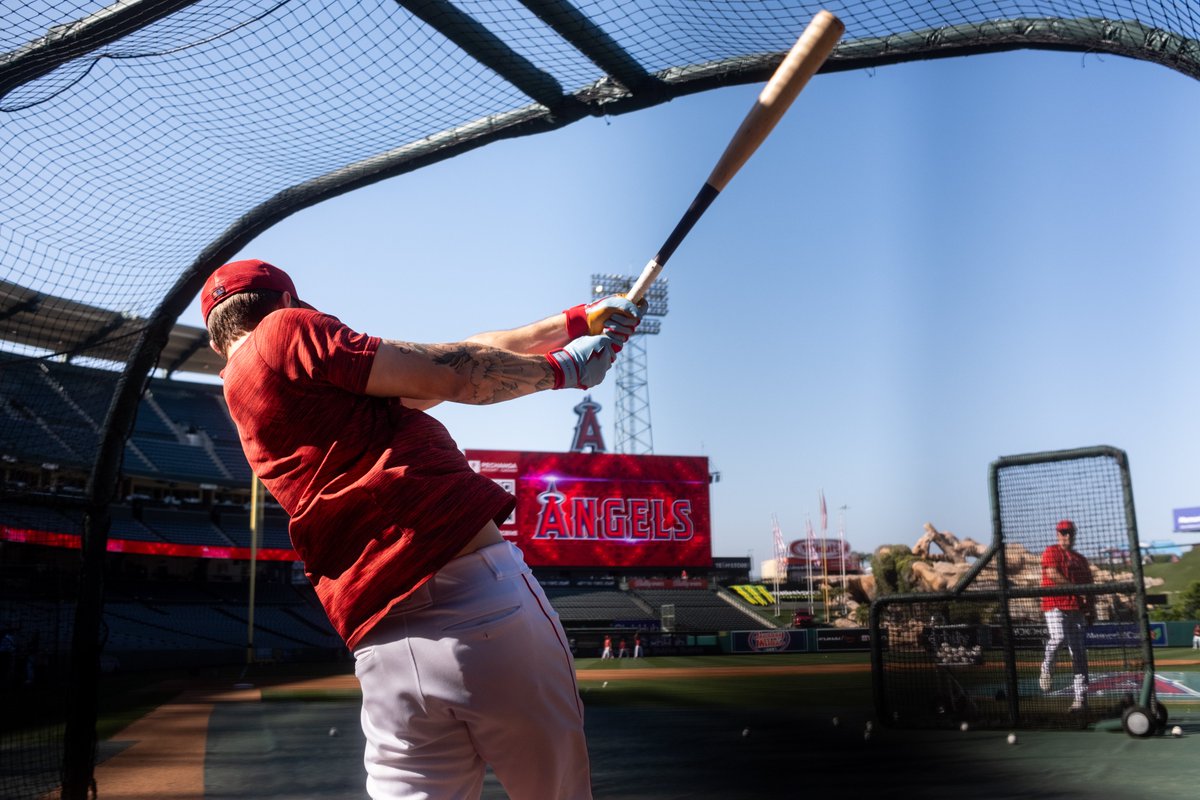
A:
353;542;592;800
1042;608;1088;701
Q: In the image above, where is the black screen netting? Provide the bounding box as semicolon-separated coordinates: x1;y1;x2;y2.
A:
1;2;1195;797
872;447;1152;731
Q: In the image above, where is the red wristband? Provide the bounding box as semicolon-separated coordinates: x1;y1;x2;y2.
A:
563;304;589;339
545;351;568;389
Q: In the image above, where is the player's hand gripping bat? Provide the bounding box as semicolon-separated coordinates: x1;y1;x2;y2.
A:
623;10;844;306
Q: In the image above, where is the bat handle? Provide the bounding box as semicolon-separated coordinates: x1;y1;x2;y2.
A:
626;182;721;305
626;258;661;305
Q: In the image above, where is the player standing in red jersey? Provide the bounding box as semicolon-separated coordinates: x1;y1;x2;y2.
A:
1039;519;1093;711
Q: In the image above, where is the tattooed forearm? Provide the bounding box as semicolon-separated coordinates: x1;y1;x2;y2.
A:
388;340;554;404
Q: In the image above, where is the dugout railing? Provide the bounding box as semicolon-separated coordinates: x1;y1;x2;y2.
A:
870;445;1162;736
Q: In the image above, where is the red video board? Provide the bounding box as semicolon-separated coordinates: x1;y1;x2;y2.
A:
465;449;712;569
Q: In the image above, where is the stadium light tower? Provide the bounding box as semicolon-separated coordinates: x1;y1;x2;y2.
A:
590;274;667;454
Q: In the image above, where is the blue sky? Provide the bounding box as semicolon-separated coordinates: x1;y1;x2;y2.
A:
181;48;1200;569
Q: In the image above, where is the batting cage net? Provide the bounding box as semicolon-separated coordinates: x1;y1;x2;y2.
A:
2;1;1198;797
871;446;1158;732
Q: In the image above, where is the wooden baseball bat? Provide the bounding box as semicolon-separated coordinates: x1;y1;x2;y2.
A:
625;10;844;304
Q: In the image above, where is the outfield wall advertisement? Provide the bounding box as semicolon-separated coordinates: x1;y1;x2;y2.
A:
466;449;712;569
729;630;810;654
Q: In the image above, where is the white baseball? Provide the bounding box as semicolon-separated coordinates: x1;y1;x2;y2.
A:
960;721;969;732
1007;733;1017;744
1172;725;1183;737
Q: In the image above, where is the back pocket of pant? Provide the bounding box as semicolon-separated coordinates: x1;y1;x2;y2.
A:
442;606;521;633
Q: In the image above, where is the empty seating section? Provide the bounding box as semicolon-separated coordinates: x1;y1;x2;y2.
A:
213;442;253;483
140;507;231;547
219;605;343;648
99;582;342;656
2;415;79;465
259;515;293;550
129;435;226;482
123;442;157;472
148;383;236;440
218;511;290;550
131;401;177;437
42;365;114;425
0;498;296;552
1;361;254;485
0;502;81;535
631;589;772;631
0;361;97;465
542;587;656;624
107;505;161;542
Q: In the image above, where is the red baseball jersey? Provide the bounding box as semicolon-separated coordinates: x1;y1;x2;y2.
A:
1040;544;1092;612
222;308;514;648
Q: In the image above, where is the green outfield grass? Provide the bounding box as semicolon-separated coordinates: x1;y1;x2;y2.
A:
1145;547;1200;595
575;653;873;710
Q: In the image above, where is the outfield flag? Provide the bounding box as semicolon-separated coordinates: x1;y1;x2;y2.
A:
820;490;828;533
772;514;787;575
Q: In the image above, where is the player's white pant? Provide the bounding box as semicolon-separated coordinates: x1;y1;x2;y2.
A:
354;542;591;800
1193;634;1200;650
1042;608;1088;702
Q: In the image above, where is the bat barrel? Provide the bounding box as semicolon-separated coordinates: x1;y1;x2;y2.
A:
706;10;843;191
629;10;844;304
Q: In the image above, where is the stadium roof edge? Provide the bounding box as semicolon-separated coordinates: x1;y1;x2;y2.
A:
0;279;222;377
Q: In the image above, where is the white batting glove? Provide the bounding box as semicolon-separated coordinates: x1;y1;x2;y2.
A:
564;295;642;343
546;334;619;389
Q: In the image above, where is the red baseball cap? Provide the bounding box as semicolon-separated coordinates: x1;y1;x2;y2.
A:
201;259;313;323
1056;519;1077;534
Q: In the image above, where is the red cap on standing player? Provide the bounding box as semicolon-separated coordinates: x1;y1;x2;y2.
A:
201;259;314;323
1056;519;1076;534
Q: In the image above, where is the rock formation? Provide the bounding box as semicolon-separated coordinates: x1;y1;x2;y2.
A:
821;522;1162;626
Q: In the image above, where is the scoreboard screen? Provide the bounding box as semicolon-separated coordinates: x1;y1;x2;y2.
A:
465;449;712;569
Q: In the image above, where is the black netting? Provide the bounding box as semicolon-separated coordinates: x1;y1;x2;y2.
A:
2;2;1196;796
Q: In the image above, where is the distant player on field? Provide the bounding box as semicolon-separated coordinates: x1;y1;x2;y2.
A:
203;259;641;800
1039;519;1093;711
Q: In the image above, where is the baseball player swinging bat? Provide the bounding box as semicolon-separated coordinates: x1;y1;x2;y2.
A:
585;10;843;328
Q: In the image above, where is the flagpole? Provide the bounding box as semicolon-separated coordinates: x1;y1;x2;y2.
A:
770;514;784;619
806;515;815;616
839;505;849;616
820;490;830;623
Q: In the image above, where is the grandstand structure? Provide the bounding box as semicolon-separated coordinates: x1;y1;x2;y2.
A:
1;356;770;637
3;1;1199;797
